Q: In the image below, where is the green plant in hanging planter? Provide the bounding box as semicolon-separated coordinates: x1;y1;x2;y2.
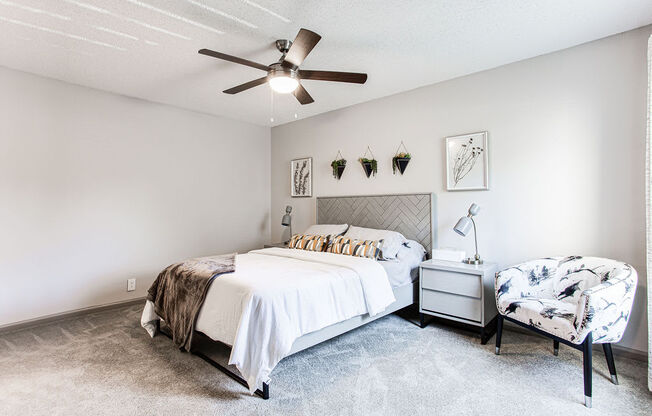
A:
359;157;378;177
331;158;347;179
392;152;411;175
359;145;377;178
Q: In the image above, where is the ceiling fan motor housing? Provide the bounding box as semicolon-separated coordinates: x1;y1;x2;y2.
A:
275;39;293;54
269;63;297;80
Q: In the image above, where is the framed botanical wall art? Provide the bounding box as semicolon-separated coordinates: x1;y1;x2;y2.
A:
445;132;489;191
290;157;312;197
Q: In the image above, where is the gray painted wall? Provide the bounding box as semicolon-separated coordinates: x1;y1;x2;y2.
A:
0;67;271;326
271;26;652;353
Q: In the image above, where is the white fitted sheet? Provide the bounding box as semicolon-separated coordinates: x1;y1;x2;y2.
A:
380;260;419;287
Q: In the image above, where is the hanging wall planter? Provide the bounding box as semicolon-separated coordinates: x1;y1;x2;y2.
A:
392;141;411;175
359;146;377;178
330;150;346;180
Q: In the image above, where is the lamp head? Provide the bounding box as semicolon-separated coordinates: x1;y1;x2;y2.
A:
453;216;472;236
281;205;292;226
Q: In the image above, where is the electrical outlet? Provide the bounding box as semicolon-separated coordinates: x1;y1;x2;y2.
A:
127;278;136;292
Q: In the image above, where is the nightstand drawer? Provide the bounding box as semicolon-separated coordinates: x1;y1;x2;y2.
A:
421;289;481;322
421;268;481;298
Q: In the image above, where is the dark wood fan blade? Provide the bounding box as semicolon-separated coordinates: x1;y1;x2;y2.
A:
293;83;314;105
199;49;269;72
283;28;321;67
298;70;367;84
223;76;269;94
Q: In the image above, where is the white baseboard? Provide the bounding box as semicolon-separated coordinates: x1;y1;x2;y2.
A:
503;321;647;362
0;297;146;334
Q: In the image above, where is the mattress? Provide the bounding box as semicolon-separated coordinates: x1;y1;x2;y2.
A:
141;248;395;393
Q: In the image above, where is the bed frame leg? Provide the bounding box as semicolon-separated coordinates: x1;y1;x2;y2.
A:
158;328;271;399
192;348;271;399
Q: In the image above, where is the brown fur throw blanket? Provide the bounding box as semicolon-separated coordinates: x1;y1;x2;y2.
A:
147;253;236;351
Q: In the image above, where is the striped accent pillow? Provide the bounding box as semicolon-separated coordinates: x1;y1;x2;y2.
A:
288;234;329;252
326;236;384;259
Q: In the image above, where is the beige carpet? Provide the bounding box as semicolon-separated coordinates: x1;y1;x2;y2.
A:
0;304;650;415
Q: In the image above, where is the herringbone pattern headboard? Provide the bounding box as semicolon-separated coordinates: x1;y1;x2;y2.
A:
316;193;436;254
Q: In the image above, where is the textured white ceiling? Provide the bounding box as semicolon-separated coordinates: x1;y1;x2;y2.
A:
1;0;651;126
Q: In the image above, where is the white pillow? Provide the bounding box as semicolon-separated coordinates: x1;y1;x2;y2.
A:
396;240;427;267
344;226;407;259
304;224;348;237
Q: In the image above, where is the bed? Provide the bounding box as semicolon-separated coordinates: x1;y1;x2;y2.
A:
141;193;436;399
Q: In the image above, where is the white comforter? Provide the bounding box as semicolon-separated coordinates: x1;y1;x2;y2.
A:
141;248;395;392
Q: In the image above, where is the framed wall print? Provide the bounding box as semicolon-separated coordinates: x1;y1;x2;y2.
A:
445;132;489;191
290;157;312;197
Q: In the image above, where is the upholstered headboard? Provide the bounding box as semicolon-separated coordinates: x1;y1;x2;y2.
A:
316;193;436;254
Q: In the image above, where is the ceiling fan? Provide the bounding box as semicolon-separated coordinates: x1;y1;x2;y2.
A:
198;28;367;105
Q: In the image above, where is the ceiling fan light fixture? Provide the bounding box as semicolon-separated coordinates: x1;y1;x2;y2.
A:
268;74;298;94
199;28;367;104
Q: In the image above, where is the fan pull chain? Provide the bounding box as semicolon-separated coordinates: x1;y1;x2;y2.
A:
269;88;275;123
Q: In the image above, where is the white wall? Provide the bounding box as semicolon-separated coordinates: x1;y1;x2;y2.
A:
271;26;651;353
0;67;270;326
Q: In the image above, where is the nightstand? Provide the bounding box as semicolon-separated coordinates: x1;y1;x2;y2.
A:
419;259;498;344
264;242;288;248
